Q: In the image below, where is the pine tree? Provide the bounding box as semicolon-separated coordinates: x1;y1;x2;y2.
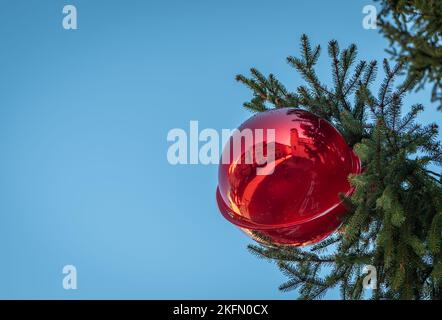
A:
236;35;442;300
376;0;442;110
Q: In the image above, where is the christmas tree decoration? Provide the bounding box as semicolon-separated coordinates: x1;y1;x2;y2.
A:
216;108;361;246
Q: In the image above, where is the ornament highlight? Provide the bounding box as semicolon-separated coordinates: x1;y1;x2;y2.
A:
216;108;361;246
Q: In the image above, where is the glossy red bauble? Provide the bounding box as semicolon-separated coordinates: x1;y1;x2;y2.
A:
216;108;361;246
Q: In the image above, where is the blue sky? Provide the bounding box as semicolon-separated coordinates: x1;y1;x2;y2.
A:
0;0;440;299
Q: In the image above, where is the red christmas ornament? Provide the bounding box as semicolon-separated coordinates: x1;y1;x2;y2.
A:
216;108;361;246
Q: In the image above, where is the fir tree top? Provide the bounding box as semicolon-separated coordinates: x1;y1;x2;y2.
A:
236;35;442;300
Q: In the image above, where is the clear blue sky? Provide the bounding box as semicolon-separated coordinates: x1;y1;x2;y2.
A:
0;0;440;299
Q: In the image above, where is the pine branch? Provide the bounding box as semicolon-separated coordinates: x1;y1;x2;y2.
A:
376;0;442;110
